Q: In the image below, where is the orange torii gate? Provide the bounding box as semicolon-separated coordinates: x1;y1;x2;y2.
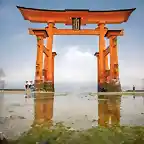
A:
17;6;135;92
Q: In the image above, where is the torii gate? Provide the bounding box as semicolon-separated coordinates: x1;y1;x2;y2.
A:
17;6;136;92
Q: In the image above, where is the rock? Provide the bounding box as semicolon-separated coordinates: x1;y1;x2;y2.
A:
0;132;8;144
9;115;26;120
18;116;26;119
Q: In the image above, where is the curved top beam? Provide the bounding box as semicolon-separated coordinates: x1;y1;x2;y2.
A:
16;6;136;24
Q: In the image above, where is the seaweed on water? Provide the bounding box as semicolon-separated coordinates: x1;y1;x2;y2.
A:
8;124;144;144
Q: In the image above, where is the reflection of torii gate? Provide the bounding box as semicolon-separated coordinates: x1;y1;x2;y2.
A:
98;95;121;126
17;6;136;91
34;93;54;125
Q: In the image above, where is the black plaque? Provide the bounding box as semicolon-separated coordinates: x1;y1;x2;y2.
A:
72;18;81;30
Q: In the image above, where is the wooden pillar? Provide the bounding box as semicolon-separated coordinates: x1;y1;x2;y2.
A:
28;29;48;85
104;55;109;71
52;52;57;86
105;30;123;81
104;54;109;81
109;36;119;80
98;23;106;83
109;36;115;80
35;36;44;83
45;22;54;82
113;37;119;79
44;55;48;82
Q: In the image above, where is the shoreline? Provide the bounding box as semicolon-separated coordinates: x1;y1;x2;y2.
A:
0;91;144;95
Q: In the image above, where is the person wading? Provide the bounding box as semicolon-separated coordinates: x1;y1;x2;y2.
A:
29;81;32;89
25;81;29;90
25;81;29;96
29;81;35;92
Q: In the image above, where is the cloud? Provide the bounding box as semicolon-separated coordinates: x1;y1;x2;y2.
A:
5;66;35;83
4;46;97;84
55;46;96;83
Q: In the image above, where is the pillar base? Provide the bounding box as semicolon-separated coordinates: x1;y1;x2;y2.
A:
98;79;121;92
43;81;54;92
34;80;43;90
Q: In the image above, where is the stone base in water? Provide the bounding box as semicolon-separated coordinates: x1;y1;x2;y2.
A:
42;82;54;92
98;81;121;92
34;80;43;90
35;81;54;92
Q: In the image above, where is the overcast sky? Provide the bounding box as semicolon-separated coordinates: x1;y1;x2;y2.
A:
0;0;144;89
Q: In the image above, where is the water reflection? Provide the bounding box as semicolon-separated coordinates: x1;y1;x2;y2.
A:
33;93;54;125
98;95;121;126
1;92;144;138
0;92;4;117
33;93;121;127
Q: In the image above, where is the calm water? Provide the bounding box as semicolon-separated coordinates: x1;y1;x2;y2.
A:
0;92;144;139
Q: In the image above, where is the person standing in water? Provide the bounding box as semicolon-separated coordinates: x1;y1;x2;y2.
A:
133;85;135;91
29;81;32;89
29;81;34;91
25;81;29;90
25;81;29;96
29;81;35;98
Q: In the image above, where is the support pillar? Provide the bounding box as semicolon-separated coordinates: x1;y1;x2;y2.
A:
98;23;106;84
104;54;109;81
52;52;57;92
28;29;48;89
113;37;119;79
109;36;119;80
44;54;48;82
35;36;44;88
104;55;109;71
107;36;121;91
98;23;107;91
109;36;115;80
105;30;123;82
45;22;54;91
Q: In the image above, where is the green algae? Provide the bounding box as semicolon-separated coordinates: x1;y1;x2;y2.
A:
8;123;144;144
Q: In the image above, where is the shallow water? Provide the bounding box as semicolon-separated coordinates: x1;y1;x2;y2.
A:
0;92;144;139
